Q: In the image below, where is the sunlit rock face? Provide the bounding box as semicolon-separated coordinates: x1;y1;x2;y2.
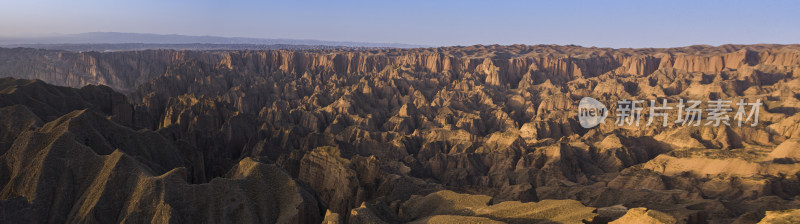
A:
1;44;799;223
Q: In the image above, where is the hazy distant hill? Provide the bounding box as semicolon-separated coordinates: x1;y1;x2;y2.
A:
0;32;425;48
0;43;382;52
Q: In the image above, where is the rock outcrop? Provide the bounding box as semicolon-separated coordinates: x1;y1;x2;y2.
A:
0;107;321;223
610;207;677;224
1;44;799;223
398;190;598;223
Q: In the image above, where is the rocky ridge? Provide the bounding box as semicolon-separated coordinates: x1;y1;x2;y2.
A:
1;44;800;223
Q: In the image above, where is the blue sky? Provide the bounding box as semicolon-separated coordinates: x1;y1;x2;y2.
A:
1;0;798;48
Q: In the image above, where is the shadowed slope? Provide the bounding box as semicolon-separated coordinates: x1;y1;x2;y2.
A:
0;109;321;223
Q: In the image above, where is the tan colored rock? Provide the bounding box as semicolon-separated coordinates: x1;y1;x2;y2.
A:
323;210;341;224
400;190;597;223
2;44;800;224
408;215;504;224
768;138;800;160
298;146;363;218
348;203;389;224
0;110;321;223
610;207;677;224
758;209;800;224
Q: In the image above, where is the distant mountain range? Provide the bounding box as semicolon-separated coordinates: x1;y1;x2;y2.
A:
0;32;426;49
0;43;389;52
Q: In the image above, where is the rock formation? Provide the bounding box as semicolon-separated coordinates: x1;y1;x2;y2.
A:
1;44;799;223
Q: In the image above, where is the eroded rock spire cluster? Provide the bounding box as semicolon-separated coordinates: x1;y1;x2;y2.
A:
1;44;799;223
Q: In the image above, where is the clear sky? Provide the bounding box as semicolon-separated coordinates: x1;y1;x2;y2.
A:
1;0;798;48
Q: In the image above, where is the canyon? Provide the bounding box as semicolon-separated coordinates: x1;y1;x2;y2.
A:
1;44;800;223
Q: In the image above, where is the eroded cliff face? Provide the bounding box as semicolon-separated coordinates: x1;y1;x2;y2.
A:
3;44;799;93
1;44;800;223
